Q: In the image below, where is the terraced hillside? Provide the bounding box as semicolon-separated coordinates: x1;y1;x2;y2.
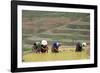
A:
22;10;90;50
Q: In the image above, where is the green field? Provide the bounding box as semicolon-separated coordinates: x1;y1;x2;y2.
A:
23;48;89;62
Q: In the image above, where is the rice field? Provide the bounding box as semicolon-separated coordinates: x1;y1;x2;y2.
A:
23;48;90;62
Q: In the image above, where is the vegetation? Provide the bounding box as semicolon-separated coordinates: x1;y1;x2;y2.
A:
23;48;89;62
22;10;90;62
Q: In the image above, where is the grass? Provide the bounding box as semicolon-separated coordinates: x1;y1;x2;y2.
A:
23;48;31;51
23;48;89;62
22;10;90;21
51;29;90;35
38;34;89;40
66;24;90;29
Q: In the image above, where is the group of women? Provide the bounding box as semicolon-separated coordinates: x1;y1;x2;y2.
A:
32;40;87;53
32;40;61;53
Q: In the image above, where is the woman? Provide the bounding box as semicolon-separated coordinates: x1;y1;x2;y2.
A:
41;40;49;53
75;42;82;52
51;41;61;53
32;42;41;53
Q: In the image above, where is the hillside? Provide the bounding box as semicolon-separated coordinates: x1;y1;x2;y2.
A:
22;10;90;49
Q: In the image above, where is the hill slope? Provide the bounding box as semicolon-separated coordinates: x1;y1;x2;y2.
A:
22;10;90;49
